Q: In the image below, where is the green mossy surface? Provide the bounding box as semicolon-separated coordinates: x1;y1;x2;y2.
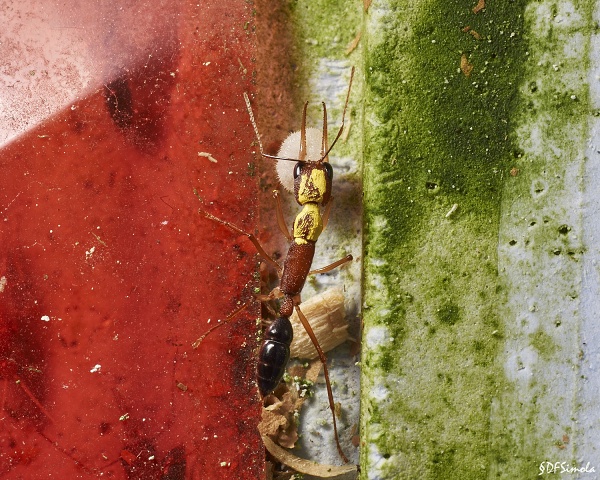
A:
360;0;594;478
361;0;528;478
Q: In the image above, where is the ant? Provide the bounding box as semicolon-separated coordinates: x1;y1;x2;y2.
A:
196;67;355;464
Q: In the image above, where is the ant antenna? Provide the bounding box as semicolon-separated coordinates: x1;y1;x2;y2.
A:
318;66;355;162
243;92;265;155
321;102;329;160
299;102;308;161
243;92;304;163
244;65;355;165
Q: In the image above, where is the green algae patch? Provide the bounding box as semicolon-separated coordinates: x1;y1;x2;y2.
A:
528;329;559;361
291;0;362;58
361;0;529;478
287;0;363;108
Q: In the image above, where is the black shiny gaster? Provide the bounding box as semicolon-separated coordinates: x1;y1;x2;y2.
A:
257;316;293;397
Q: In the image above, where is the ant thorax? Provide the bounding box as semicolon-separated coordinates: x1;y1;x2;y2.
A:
276;127;323;192
293;203;323;242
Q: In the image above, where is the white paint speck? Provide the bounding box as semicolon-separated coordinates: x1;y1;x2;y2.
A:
366;325;390;348
371;384;389;401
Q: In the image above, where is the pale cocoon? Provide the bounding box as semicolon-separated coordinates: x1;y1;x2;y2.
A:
289;287;349;359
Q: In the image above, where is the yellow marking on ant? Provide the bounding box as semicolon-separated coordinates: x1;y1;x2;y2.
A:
293;203;323;243
297;168;328;205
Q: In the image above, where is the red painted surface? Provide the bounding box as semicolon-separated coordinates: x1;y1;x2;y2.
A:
0;1;263;478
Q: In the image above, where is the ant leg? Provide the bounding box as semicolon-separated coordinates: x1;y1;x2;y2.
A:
0;373;55;423
273;190;292;241
193;285;285;348
308;255;353;276
294;305;349;464
256;285;283;304
322;197;334;230
17;379;58;424
259;300;279;320
192;302;250;348
201;210;282;272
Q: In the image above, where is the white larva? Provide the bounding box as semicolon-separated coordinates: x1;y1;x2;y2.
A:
275;127;324;193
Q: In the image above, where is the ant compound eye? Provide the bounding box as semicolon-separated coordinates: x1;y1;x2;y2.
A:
293;162;303;179
324;162;333;180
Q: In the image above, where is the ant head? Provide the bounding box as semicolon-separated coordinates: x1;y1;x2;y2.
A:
250;72;352;204
276;101;333;199
275;123;333;206
292;160;333;206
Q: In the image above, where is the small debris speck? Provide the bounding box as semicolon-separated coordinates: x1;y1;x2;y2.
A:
176;382;188;392
198;152;218;163
445;204;459;218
